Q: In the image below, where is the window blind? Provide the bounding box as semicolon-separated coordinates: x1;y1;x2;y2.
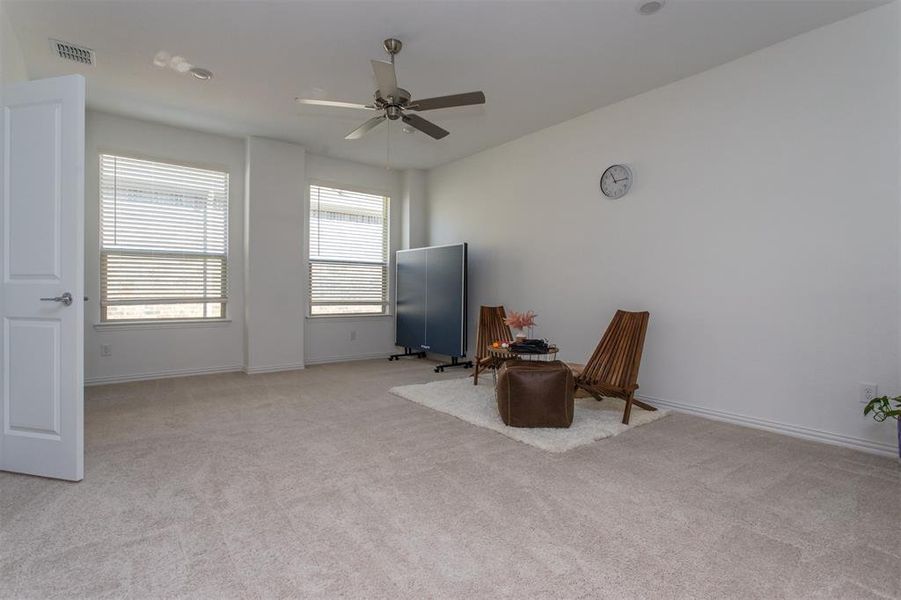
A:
309;185;389;315
100;154;229;321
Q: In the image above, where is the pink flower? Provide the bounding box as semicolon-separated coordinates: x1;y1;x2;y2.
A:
505;310;537;330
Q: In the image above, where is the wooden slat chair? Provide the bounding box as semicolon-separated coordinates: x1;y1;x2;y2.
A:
569;310;654;424
473;305;513;385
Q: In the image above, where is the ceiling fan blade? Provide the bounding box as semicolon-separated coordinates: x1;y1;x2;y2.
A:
371;59;398;98
345;115;387;140
401;113;449;140
408;91;486;112
296;98;376;110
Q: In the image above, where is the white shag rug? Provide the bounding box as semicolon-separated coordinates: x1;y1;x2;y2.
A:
390;377;669;452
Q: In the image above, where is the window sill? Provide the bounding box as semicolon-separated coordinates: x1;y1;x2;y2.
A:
93;319;232;332
305;314;393;321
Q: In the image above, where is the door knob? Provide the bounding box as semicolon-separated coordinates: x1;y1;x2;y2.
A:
40;292;73;306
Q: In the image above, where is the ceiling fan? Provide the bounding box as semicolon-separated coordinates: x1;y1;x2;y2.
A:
296;38;486;141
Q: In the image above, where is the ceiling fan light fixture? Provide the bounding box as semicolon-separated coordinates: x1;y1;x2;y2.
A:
638;0;665;15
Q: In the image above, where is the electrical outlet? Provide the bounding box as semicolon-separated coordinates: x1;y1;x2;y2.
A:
350;330;357;342
860;382;878;404
100;344;112;357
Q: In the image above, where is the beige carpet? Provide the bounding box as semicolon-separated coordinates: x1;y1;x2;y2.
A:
391;377;668;452
1;359;899;599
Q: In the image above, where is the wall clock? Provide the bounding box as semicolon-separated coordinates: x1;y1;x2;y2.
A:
600;164;633;199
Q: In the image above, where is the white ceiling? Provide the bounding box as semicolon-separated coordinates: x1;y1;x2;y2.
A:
6;0;883;170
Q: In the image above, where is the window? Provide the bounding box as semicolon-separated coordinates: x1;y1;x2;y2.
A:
100;154;229;322
309;184;389;316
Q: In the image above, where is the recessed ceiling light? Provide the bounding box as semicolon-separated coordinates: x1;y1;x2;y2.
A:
190;67;213;81
637;0;665;15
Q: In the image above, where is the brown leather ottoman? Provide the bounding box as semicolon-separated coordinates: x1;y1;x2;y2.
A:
496;360;574;428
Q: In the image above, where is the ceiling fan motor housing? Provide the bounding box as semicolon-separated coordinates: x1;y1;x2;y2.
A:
375;87;411;112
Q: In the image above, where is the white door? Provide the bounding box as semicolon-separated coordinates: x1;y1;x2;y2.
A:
0;75;85;481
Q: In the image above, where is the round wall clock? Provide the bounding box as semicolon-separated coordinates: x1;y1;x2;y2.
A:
600;164;633;199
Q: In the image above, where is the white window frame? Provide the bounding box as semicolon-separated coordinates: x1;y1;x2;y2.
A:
307;181;391;318
98;152;230;324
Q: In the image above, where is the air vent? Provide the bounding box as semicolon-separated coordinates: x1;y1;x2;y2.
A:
50;39;94;65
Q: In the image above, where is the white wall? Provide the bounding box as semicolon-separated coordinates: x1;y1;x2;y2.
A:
83;114;410;380
0;3;27;85
244;137;306;373
427;4;900;454
85;111;246;383
401;169;428;250
303;154;402;364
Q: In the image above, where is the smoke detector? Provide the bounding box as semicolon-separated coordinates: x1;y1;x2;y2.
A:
50;39;94;65
637;0;665;15
189;67;213;81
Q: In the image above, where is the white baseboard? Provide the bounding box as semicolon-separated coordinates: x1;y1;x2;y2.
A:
84;355;382;384
638;393;898;458
243;363;306;375
85;364;244;386
88;363;895;459
303;351;391;365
